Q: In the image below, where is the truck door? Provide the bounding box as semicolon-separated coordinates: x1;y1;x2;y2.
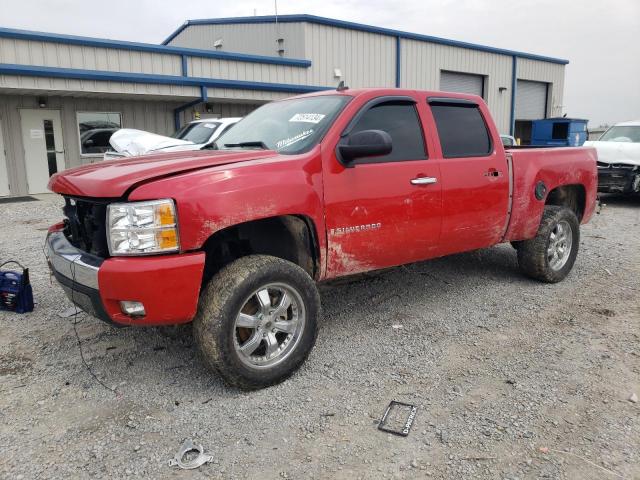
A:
426;98;510;255
322;96;442;277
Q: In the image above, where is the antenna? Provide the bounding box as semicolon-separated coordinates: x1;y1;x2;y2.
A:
336;80;348;91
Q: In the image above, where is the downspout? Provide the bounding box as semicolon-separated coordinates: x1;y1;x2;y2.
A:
174;85;208;131
395;36;401;88
510;55;517;136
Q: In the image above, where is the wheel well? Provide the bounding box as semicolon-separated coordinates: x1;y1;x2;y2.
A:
545;184;586;221
201;215;319;285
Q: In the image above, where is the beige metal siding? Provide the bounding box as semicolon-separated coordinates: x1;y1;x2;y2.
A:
0;38;182;76
401;39;513;134
517;58;565;117
303;23;396;88
168;23;307;59
188;57;306;85
178;101;263;127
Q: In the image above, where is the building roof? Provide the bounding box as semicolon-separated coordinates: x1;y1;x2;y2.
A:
162;14;569;65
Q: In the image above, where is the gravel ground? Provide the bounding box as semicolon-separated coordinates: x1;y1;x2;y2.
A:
0;194;638;479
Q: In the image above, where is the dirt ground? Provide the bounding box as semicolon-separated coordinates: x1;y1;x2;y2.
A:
0;194;638;479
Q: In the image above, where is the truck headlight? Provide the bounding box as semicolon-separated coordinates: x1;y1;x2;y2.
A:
107;199;179;255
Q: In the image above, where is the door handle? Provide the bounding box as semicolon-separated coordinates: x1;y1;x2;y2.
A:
410;176;437;185
484;169;502;177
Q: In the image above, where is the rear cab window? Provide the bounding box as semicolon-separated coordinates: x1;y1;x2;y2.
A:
428;99;492;158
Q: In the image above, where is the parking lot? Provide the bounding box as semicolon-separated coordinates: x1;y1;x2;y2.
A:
0;194;638;479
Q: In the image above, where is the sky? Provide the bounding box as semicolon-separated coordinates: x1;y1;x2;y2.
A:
1;0;638;126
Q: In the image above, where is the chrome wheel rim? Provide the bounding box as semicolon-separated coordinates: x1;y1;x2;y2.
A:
547;220;573;271
233;283;306;369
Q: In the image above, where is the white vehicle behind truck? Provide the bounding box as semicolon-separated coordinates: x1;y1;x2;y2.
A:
104;117;241;160
584;120;640;194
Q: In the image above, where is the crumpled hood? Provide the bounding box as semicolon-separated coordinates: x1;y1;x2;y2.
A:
109;129;196;156
584;140;640;166
48;149;279;198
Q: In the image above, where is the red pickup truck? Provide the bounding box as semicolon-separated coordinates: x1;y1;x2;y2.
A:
46;88;597;389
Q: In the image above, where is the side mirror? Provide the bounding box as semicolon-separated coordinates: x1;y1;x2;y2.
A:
84;139;94;147
338;129;392;164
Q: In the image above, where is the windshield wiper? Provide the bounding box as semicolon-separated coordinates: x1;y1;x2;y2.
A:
223;141;269;150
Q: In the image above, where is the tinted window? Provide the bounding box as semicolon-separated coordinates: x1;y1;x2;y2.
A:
430;104;491;158
349;101;426;163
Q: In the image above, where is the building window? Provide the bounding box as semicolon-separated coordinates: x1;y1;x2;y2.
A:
77;112;122;155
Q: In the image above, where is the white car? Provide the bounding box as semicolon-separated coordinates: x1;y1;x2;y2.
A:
104;117;241;160
584;120;640;194
500;134;517;147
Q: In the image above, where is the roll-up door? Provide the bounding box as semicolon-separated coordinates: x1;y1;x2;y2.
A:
515;80;548;120
440;71;484;98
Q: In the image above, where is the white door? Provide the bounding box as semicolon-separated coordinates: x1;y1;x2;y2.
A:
0;118;9;196
20;109;66;194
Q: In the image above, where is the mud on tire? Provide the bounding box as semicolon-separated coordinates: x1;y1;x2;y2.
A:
193;255;320;390
517;206;580;283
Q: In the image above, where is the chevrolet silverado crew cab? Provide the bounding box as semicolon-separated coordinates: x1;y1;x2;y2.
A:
46;88;598;389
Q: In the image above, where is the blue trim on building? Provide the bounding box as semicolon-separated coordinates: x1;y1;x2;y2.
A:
163;14;569;65
510;56;517;136
0;27;312;67
181;55;188;76
395;37;401;88
0;63;329;94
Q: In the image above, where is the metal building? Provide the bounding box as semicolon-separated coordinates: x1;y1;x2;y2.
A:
0;14;568;196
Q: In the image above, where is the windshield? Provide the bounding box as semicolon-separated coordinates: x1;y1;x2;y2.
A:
215;95;351;154
599;126;640;143
173;122;221;144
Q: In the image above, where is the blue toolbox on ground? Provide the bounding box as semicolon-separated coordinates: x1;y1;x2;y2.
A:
0;261;34;313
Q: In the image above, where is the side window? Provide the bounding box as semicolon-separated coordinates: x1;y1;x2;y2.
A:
430;104;491;158
349;101;426;163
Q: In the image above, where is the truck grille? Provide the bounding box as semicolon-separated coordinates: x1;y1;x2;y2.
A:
62;197;110;257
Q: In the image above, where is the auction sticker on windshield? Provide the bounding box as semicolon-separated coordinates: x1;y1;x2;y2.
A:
289;113;326;124
203;123;217;129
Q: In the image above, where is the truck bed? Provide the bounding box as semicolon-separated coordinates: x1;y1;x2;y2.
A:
504;146;598;241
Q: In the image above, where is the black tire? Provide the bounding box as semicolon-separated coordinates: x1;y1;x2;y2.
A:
193;255;320;390
517;206;580;283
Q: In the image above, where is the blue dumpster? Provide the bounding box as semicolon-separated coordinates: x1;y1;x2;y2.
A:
530;118;588;147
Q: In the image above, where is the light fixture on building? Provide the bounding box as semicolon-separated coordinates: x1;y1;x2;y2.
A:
276;38;285;56
499;87;507;93
334;68;343;79
213;38;223;49
37;97;47;108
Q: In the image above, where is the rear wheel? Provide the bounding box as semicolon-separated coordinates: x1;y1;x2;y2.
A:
193;255;320;390
517;206;580;283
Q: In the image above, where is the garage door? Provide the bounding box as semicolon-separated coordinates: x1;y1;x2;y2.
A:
516;80;548;120
440;71;484;98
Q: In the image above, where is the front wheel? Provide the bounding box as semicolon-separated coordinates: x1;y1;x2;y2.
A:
517;206;580;283
193;255;320;390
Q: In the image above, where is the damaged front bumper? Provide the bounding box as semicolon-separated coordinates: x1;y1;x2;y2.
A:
597;162;640;194
46;228;205;326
